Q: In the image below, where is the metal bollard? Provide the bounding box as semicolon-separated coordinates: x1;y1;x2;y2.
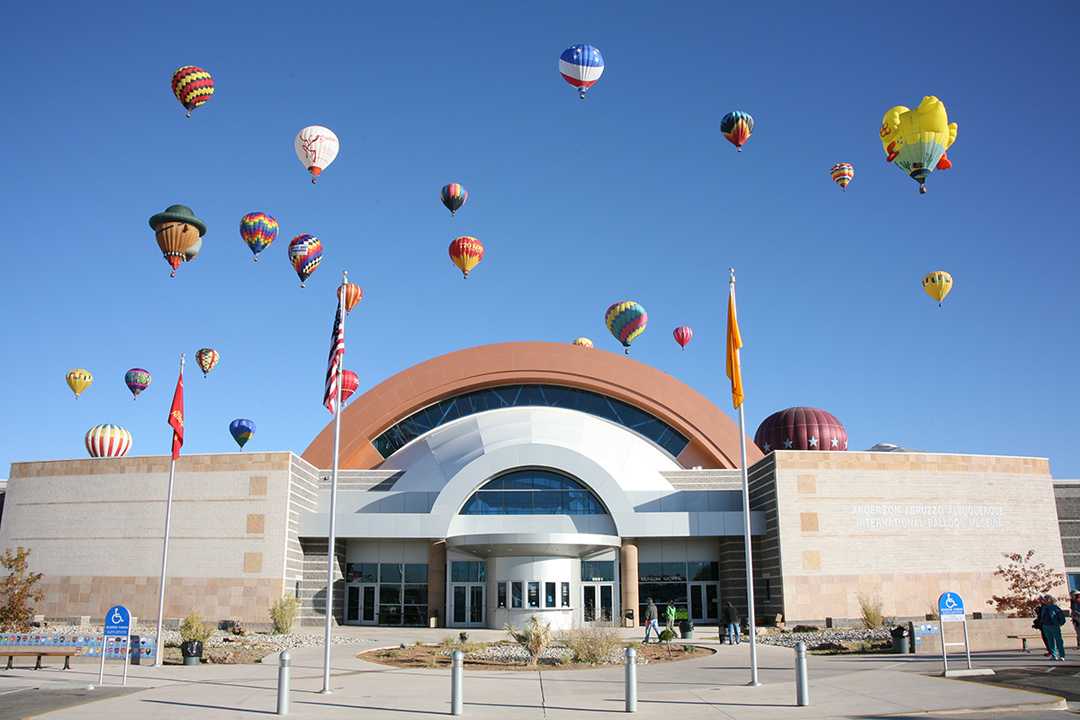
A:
277;650;291;716
794;641;809;707
624;646;637;713
451;649;463;716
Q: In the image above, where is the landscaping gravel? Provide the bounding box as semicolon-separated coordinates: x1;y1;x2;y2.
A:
757;628;891;649
443;642;647;665
36;624;376;655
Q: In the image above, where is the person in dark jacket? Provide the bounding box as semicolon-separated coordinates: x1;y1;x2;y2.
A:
1037;594;1067;660
1070;590;1080;650
722;601;741;645
643;598;660;643
1034;595;1052;656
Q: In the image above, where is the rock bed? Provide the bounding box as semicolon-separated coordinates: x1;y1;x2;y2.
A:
757;628;892;649
39;624;376;654
443;642;645;665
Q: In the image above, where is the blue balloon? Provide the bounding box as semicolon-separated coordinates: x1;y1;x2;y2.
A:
229;418;256;449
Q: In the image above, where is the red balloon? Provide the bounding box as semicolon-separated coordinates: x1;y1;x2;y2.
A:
341;370;359;403
754;407;848;453
673;326;693;349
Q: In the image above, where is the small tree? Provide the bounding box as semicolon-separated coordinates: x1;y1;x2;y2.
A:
0;547;44;631
179;612;212;644
987;550;1063;617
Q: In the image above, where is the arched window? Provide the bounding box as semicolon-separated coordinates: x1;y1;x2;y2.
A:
459;468;607;516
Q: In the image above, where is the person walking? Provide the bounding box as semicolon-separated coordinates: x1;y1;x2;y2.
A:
1037;594;1068;661
1070;590;1080;650
643;598;660;644
1034;596;1052;656
722;601;741;645
664;602;677;633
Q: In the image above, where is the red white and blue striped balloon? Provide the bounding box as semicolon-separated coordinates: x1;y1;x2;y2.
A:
559;44;604;99
85;424;133;458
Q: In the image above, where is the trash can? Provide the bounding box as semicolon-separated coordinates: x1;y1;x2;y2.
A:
129;635;141;665
889;626;909;654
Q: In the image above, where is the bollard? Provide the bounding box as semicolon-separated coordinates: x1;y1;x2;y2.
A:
451;649;463;716
277;650;291;716
624;646;637;713
794;641;809;707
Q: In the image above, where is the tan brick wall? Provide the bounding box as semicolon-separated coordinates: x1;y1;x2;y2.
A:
770;451;1068;622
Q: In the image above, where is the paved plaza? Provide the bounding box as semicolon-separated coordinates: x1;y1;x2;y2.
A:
0;628;1074;719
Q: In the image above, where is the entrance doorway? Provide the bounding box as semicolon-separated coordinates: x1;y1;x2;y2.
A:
582;583;614;624
451;583;485;626
346;584;378;624
689;582;719;623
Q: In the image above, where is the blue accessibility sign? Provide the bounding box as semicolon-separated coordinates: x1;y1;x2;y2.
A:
937;592;965;623
103;605;131;637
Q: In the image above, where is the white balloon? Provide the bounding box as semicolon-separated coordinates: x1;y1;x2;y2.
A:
294;125;340;183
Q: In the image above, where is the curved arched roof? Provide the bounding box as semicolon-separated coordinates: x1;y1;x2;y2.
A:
302;341;759;470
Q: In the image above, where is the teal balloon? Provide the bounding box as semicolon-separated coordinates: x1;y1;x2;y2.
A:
229;418;255;449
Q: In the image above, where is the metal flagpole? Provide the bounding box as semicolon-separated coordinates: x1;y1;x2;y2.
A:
730;269;760;687
321;272;347;694
153;353;183;667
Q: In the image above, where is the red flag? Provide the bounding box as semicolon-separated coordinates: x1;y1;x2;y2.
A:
322;287;346;414
168;365;185;460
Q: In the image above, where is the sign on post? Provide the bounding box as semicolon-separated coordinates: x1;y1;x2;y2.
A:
938;592;965;623
98;605;132;688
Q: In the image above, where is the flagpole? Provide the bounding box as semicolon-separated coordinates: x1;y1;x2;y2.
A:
153;352;183;667
730;268;760;687
321;272;347;694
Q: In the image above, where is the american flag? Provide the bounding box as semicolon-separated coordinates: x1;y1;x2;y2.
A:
322;286;346;414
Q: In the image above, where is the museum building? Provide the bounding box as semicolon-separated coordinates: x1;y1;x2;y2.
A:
0;342;1072;629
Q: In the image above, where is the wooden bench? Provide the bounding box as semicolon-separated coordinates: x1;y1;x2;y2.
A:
1006;634;1045;653
0;649;80;670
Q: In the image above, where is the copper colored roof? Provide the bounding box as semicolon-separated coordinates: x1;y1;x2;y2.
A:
302;341;758;470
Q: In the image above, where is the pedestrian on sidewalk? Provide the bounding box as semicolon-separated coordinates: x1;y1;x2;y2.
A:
643;598;660;644
664;602;677;633
1070;590;1080;650
722;601;741;645
1034;595;1052;656
1036;594;1067;661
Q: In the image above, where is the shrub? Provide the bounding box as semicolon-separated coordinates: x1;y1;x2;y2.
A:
0;547;44;631
792;625;820;633
857;593;884;629
269;595;300;635
560;627;621;664
180;612;213;644
987;550;1064;617
505;616;553;665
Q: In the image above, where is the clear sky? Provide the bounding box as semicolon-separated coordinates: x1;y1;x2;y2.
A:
2;2;1078;476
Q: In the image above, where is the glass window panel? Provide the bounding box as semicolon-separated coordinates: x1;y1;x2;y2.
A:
690;561;718;581
561;582;571;607
380;604;403;625
460;495;485;515
379;585;401;604
483;476;507;490
533;490;563;514
501;474;534;490
638;563;664;583
545;582;556;608
403;586;427;605
512;582;523;608
450;562;469;583
404;564;428;583
403;605;427;626
662;562;687;582
531;473;564;490
516;385;545;406
583;586;596;622
347;586;360;622
469;586;484;624
477;563;486;582
453;586;466;623
527;582;540;608
600;586;613;622
581;561;614;582
503;491;533;515
380;563;402;584
1069;573;1080;592
497;582;507;609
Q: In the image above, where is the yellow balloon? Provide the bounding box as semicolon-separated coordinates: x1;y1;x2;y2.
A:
572;337;594;348
922;271;953;306
880;96;958;193
66;368;93;398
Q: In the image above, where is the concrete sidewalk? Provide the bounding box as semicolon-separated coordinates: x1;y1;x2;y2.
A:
0;632;1066;719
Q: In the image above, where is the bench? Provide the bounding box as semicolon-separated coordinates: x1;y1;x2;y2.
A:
1006;634;1045;653
0;649;80;670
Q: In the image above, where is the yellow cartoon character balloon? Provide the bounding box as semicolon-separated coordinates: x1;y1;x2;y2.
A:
66;368;93;398
879;96;958;194
922;270;953;307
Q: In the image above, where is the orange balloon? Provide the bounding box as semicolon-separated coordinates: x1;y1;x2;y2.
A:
449;236;485;279
343;281;363;312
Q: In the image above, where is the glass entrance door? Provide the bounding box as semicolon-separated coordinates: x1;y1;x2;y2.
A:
689;583;719;622
346;584;378;624
582;583;614;624
451;583;485;626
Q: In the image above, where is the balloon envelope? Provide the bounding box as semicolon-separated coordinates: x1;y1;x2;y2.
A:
66;368;93;399
922;270;953;305
605;301;648;354
341;370;359;403
559;44;604;99
673;326;693;349
289;234;323;287
441;183;468;216
449;236;484;278
343;281;363;312
125;368;152;399
755;407;848;453
294;126;339;183
171;66;214;116
720;111;754;151
830;162;855;190
240;212;278;261
229;418;256;449
195;348;219;377
572;337;594;348
879;96;957;193
85;424;133;458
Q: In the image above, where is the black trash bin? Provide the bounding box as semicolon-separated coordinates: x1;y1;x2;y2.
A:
129;635;141;665
889;626;909;654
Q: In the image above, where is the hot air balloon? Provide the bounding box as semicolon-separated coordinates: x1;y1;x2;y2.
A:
342;281;363;312
66;369;93;399
755;407;848;453
148;204;207;277
922;270;953;307
184;237;202;262
441;183;468;216
879;96;958;194
572;337;594;348
830;162;855;191
288;234;323;287
86;424;133;458
720;111;754;151
240;212;278;262
124;368;151;399
341;370;359;403
229;418;256;449
171;66;214;117
294;126;339;184
559;44;605;99
195;348;219;377
673;326;693;350
605;301;648;354
449;236;484;279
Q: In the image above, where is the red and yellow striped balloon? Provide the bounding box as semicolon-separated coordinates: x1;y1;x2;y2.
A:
830;162;855;191
85;424;133;458
171;66;215;117
449;236;484;279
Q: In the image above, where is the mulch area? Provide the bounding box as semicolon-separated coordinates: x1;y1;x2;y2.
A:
360;641;712;671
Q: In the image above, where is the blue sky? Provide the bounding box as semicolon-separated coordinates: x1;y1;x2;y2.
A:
2;2;1078;476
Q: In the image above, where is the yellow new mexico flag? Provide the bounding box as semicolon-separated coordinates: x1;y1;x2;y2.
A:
725;285;744;409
